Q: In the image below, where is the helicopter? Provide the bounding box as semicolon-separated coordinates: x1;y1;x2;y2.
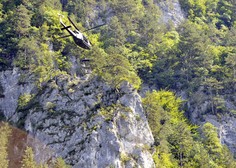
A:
58;14;105;50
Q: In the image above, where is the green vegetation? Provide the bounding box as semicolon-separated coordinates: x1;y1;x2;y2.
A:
120;152;131;165
0;122;70;168
21;147;38;168
0;123;11;168
0;0;236;167
18;94;35;108
21;147;71;168
53;157;70;168
143;90;236;167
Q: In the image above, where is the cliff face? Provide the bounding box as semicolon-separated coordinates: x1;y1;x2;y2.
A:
0;68;154;167
1;0;235;166
157;0;236;157
157;0;185;26
187;89;236;155
0;1;187;167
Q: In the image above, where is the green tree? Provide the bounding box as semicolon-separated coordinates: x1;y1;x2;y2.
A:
0;3;3;22
13;4;31;37
225;52;236;92
102;16;126;48
203;77;224;114
15;37;40;68
111;0;144;31
151;31;180;88
0;123;11;168
176;21;211;87
53;157;70;168
201;122;225;166
216;0;234;28
143;90;198;167
21;147;37;168
142;91;169;143
102;52;141;89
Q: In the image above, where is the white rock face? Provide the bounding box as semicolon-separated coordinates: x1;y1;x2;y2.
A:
202;114;236;156
186;89;236;156
0;68;35;120
157;0;185;26
0;69;155;168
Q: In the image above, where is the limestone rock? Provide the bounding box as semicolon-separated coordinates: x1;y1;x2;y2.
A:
0;69;155;168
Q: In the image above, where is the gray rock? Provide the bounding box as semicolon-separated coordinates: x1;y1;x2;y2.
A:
157;0;185;27
184;89;236;156
0;68;155;168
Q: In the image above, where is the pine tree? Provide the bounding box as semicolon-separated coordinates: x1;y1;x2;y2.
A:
21;147;37;168
13;4;31;37
0;123;11;168
201;123;222;163
53;157;70;168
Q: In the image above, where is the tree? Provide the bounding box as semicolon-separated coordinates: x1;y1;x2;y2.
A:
102;16;126;48
216;0;234;28
167;122;194;167
176;21;211;87
202;123;221;151
142;91;169;143
101;51;141;89
0;123;11;168
151;31;180;88
53;157;70;168
143;90;197;167
203;77;224;114
0;3;3;22
21;147;37;168
111;0;144;31
225;52;236;92
201;122;225;166
15;37;40;68
13;4;31;37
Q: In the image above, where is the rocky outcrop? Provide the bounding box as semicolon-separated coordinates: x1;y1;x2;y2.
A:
0;68;155;168
0;68;35;121
186;89;236;156
157;0;185;26
198;114;236;157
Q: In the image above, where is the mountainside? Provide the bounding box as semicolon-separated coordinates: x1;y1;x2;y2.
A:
0;68;154;167
0;0;236;167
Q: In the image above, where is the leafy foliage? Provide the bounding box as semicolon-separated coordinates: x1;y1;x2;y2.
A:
18;93;34;108
21;147;37;168
0;0;236;166
143;90;236;167
0;123;11;168
53;157;70;168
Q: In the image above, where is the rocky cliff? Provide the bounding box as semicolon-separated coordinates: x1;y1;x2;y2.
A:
186;89;236;156
0;68;155;167
157;0;185;26
157;0;236;157
1;0;235;166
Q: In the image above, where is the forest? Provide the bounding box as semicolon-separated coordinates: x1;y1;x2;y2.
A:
0;0;236;167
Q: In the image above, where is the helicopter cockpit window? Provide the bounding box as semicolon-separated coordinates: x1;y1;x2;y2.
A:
74;31;83;39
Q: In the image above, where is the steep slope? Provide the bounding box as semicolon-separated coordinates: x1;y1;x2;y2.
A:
0;0;236;167
158;0;185;26
0;68;154;167
187;89;236;155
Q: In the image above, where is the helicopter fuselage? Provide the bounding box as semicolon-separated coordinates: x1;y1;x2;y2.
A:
68;29;91;50
59;15;91;50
